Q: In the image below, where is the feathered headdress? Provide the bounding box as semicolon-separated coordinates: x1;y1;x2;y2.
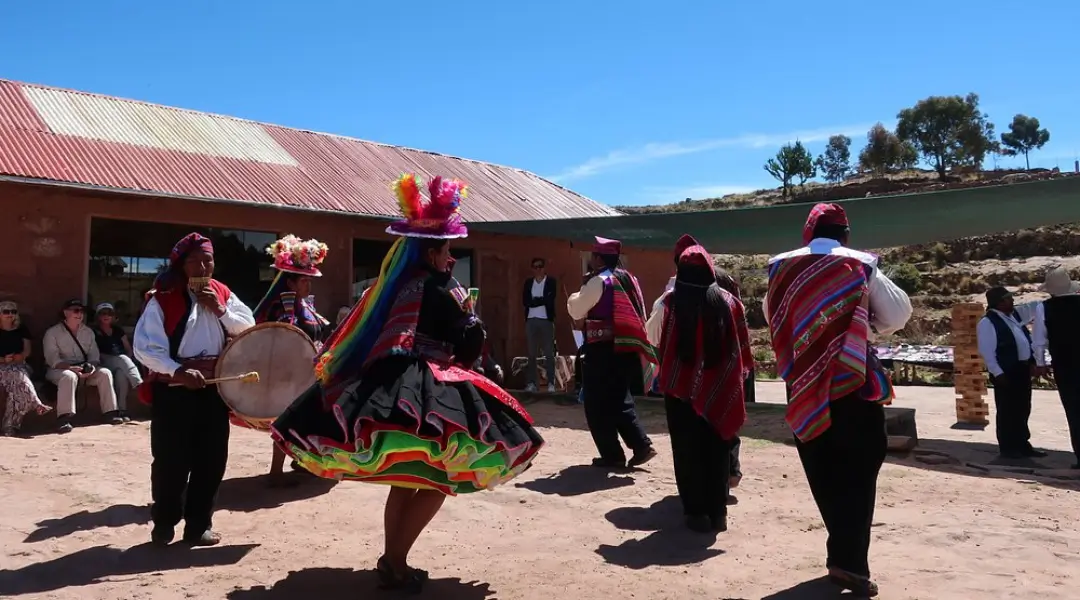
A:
267;234;329;276
387;173;469;239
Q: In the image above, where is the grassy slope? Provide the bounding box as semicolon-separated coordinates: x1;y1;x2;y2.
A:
621;168;1080;374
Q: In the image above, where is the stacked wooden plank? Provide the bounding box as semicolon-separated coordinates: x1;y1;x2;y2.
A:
951;303;989;425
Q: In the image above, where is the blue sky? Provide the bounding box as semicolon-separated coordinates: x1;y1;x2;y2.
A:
3;1;1079;206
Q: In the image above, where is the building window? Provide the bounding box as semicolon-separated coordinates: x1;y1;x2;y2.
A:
450;248;473;288
351;239;474;300
88;218;277;325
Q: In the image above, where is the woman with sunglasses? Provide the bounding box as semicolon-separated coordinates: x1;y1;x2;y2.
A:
93;302;142;422
0;301;53;436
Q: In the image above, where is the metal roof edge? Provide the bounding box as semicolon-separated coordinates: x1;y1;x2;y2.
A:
2;78;610;211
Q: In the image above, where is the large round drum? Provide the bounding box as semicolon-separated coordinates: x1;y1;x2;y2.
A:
216;322;317;431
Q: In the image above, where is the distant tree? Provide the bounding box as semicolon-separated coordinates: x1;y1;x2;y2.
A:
895;93;996;179
764;141;815;196
858;123;918;176
1000;114;1051;170
814;135;853;183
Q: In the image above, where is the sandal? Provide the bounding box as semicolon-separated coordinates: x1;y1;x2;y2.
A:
828;569;879;597
35;404;53;416
375;556;426;593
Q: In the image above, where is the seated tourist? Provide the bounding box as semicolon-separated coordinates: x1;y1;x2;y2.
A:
0;300;53;436
42;299;123;433
93;302;142;422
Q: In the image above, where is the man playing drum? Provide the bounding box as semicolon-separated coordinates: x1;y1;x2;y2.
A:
251;234;332;484
133;233;256;547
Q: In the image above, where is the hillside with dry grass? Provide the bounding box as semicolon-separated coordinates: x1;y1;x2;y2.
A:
622;168;1080;371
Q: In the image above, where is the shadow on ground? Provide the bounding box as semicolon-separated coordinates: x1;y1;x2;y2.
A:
525;394;787;439
597;495;724;569
527;397;1080;490
760;576;853;599
515;464;635;497
23;503;149;543
225;567;495;600
889;438;1080;491
0;543;257;596
217;473;338;512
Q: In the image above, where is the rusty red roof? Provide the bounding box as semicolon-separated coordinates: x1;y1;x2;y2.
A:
0;79;620;222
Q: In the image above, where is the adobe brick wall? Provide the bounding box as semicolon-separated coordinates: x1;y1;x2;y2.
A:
0;180;672;368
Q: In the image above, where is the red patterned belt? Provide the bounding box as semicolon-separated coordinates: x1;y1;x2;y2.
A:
584;320;613;343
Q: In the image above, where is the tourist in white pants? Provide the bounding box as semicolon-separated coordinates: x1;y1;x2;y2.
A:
42;299;123;433
94;302;141;419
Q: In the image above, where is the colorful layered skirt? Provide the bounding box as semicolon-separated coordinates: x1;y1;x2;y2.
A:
270;356;544;495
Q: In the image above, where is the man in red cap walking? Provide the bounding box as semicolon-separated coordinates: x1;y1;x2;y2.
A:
764;203;912;597
567;236;658;468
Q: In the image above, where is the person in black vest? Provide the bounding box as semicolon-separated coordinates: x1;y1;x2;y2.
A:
133;233;256;546
1031;267;1080;469
522;258;557;392
976;286;1047;459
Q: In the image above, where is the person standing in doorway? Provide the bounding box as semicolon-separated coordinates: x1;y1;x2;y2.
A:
1032;267;1080;469
522;257;557;392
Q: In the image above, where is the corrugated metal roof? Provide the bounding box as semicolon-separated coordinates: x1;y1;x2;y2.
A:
0;79;620;222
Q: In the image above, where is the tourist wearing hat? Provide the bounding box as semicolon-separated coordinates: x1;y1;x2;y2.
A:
977;285;1046;460
93;302;142;422
1030;266;1080;468
567;236;658;469
42;298;124;433
763;203;913;598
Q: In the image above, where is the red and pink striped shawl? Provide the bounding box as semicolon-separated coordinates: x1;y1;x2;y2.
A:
657;288;752;440
766;253;894;442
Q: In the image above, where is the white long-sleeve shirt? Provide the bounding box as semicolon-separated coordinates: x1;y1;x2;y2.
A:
645;276;676;346
1029;297;1075;367
567;269;614;321
977;304;1039;376
763;238;913;336
133;290;255;376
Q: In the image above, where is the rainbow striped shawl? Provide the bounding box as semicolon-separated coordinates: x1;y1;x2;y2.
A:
611;270;659;391
766;253;894;442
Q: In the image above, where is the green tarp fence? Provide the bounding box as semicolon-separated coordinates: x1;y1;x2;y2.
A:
470;176;1080;255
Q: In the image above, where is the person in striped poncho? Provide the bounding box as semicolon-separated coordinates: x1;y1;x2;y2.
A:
764;203;912;598
567;236;659;469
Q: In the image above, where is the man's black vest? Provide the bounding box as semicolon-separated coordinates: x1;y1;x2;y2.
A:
1044;295;1080;367
986;310;1032;372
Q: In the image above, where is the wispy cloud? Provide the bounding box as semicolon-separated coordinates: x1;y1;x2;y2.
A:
630;184;761;206
547;124;872;183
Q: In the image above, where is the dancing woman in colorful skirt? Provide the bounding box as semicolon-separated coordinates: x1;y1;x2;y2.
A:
271;174;545;592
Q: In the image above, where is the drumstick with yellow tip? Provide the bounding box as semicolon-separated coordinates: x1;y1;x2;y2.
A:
169;371;260;387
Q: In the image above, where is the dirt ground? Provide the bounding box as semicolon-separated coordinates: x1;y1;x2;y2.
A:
1;382;1078;600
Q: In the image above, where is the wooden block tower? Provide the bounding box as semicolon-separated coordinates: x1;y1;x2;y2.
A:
951;303;989;425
